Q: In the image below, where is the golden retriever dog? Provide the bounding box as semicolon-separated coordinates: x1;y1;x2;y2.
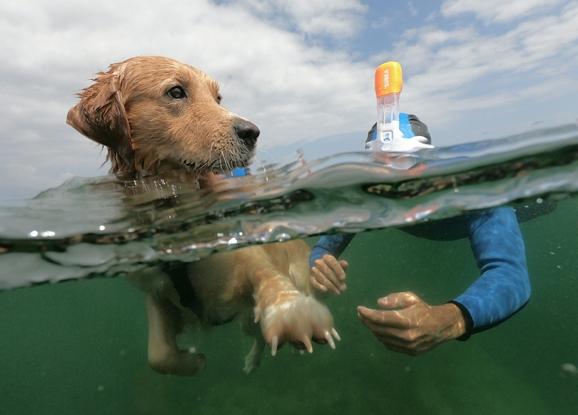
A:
67;56;339;375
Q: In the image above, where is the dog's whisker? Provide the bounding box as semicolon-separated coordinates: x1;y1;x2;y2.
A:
199;159;212;172
209;140;216;162
220;150;232;172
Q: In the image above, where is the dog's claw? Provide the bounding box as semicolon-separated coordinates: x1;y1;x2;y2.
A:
302;336;313;354
254;307;261;324
331;328;341;342
271;335;278;357
324;331;336;350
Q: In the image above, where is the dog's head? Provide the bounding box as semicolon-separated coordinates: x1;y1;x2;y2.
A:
67;56;259;177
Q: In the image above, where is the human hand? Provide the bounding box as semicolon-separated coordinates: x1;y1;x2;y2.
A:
310;254;349;295
357;292;466;355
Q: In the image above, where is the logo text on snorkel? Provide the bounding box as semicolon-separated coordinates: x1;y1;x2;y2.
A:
382;69;390;89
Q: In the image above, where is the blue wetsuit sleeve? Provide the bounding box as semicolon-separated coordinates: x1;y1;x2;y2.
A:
309;234;355;268
452;207;531;338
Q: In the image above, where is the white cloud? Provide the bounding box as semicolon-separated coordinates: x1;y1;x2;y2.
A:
0;0;373;199
442;0;561;23
0;0;577;201
0;0;372;148
234;0;367;38
380;1;578;140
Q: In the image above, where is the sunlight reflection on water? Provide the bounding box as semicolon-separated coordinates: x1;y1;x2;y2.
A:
0;123;577;289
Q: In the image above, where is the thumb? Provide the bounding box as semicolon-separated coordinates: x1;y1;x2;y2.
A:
377;292;421;310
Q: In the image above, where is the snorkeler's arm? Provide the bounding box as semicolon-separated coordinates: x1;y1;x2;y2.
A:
309;234;354;294
311;113;428;293
309;234;355;267
451;207;531;339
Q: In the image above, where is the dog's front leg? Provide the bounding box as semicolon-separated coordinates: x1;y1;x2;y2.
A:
145;294;206;376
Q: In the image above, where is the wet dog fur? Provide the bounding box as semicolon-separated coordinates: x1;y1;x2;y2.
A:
67;56;338;375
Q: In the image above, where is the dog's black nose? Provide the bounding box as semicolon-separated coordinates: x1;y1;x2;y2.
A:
234;119;260;148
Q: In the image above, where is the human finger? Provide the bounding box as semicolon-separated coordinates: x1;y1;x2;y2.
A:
311;266;341;295
322;255;347;282
371;330;414;348
377;291;421;310
314;259;344;292
358;315;414;339
357;306;411;329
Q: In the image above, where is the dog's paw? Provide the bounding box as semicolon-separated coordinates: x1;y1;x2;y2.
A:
148;349;207;376
255;292;340;356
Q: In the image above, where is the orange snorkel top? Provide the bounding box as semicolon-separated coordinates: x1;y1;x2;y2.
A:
375;61;403;98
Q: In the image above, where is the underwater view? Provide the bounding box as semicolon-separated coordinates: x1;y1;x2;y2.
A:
2;0;578;413
1;124;577;414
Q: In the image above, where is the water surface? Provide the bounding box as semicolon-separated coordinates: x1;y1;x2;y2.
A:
0;125;577;414
1;124;577;289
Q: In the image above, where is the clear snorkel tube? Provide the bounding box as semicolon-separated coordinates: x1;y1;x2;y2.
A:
368;61;433;153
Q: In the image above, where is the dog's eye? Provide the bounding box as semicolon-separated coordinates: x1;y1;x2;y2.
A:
167;86;186;99
217;94;222;104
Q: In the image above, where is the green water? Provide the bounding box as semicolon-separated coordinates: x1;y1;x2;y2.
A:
1;197;576;415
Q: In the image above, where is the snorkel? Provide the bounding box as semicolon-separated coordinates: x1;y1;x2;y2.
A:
369;61;433;153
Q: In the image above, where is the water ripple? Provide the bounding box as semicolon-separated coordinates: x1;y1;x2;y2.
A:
0;124;577;289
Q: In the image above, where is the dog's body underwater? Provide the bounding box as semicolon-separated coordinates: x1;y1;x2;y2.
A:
67;56;339;375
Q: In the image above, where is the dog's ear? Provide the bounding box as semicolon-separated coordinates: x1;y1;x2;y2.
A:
67;65;132;152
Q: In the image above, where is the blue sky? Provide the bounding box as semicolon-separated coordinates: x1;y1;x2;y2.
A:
0;0;577;201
